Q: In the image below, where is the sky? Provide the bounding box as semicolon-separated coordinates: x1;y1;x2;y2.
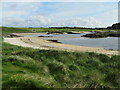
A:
1;1;119;28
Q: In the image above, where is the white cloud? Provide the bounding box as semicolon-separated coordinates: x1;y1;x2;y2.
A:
28;15;51;26
51;17;102;27
2;0;38;2
2;15;51;27
2;17;26;27
94;9;118;27
2;2;43;12
1;2;43;24
2;14;103;27
1;0;120;2
3;11;28;17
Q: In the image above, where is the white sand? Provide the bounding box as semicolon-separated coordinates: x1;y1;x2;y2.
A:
4;36;119;56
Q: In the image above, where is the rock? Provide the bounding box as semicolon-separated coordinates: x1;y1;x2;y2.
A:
47;32;64;35
67;31;81;34
38;35;52;37
47;40;61;43
81;31;120;38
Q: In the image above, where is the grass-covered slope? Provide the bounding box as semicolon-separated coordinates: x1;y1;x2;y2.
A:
2;43;120;89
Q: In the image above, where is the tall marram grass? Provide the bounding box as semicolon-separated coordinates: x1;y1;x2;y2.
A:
2;43;120;89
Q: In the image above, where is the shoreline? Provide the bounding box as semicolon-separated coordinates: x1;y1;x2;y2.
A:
10;31;91;36
4;33;119;56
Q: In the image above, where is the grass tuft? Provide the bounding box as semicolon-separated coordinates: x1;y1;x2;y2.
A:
2;42;120;89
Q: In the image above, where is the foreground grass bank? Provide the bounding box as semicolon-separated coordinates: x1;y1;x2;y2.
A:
2;42;120;89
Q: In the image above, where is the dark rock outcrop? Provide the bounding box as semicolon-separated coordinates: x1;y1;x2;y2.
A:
47;40;61;43
67;31;81;34
82;31;120;38
47;32;64;35
38;35;52;37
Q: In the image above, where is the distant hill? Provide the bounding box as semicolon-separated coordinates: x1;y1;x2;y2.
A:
49;23;120;30
107;23;120;29
1;23;119;30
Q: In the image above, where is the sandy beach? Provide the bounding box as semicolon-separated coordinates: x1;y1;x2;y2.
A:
4;33;119;56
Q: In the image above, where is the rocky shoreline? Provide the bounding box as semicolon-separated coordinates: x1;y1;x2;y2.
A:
81;31;120;38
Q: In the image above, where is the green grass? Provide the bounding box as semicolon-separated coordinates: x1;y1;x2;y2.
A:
1;27;31;36
2;42;120;89
1;27;108;36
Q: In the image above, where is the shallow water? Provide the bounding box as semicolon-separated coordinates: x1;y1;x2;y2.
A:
23;33;119;50
58;37;118;50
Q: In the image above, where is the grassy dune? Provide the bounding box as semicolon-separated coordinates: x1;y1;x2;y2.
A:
2;43;120;89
